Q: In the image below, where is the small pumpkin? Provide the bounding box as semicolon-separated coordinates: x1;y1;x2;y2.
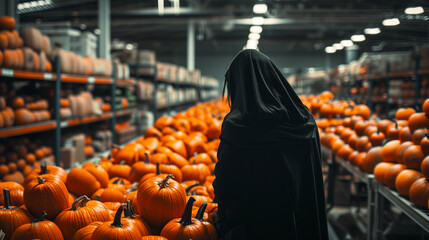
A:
395;169;424;197
72;221;103;240
395;107;415;121
66;168;102;197
0;182;24;206
408;112;429;133
384;164;407;189
360;147;382;173
398;126;413;143
181;160;211;184
374;162;394;185
420;133;429;156
381;140;400;163
24;160;67;186
194;202;217;240
129;153;156;183
122;200;151;236
409;178;429;208
403;145;425;170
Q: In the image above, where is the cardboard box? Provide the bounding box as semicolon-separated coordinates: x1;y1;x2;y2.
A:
61;147;76;169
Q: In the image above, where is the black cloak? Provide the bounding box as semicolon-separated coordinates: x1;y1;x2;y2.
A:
213;49;329;240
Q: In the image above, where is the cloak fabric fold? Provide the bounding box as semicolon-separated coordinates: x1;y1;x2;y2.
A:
213;49;329;240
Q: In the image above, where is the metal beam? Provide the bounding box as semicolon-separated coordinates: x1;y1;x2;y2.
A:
187;20;196;71
98;0;111;59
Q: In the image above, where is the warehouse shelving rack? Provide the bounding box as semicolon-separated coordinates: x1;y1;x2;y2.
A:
0;56;137;166
323;146;429;239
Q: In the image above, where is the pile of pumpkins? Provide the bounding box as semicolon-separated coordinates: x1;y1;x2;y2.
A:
309;91;429;210
0;99;227;240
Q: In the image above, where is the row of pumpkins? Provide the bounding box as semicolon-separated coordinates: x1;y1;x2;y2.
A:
0;100;229;240
304;91;429;210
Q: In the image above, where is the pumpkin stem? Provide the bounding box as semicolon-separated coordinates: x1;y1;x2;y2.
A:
145;152;150;164
123;200;134;219
40;161;47;174
35;211;47;223
130;205;137;216
195;202;208;221
93;194;101;201
156;162;160;175
37;176;45;184
71;195;87;210
158;174;174;189
111;204;125;227
2;189;12;209
185;182;199;195
179;197;195;226
112;178;124;185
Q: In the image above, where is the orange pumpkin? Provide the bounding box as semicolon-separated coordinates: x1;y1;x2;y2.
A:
385;164;407;189
360;147;382;173
409;178;429;208
395;108;415;121
374;162;394;185
381;140;400;162
403;145;425;170
395;169;424;197
408;112;429;133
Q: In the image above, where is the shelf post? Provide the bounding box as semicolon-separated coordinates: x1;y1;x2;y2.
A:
385;62;390;118
111;61;117;144
98;0;111;60
153;65;158;120
415;54;421;109
54;56;61;166
187;20;195;71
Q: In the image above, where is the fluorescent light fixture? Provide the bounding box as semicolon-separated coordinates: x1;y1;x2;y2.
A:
333;43;344;50
351;34;366;42
125;44;134;50
248;33;261;40
253;3;268;14
325;46;336;54
405;6;424;15
247;39;259;45
364;27;381;35
382;18;400;26
252;17;265;25
158;0;164;15
250;25;263;33
340;40;353;47
173;0;180;14
18;0;51;10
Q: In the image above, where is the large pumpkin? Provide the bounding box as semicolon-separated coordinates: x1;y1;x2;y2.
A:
137;174;187;228
374;162;394;185
91;204;141;240
408;112;429;132
111;142;146;165
24;161;67;186
160;197;212;240
54;195;112;240
396;141;413;164
403;145;425;170
384;164;406;189
11;212;64;240
360;147;382;173
24;175;69;219
0;188;32;240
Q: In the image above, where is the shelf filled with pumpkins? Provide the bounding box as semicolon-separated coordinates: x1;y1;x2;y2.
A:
301;91;429;231
0;99;225;240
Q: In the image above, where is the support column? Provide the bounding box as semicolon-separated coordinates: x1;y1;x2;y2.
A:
187;20;195;71
0;0;17;18
98;0;111;60
345;45;359;64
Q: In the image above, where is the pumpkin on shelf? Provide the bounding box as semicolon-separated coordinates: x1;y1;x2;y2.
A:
111;142;146;165
403;145;425;170
166;152;189;168
155;116;174;130
24;175;69;219
421;156;429;180
137;174;186;228
181;160;211;184
107;163;132;179
160;197;212;240
408;112;429;133
54;195;112;240
384;164;407;189
381;140;400;163
396;141;413;164
360;147;382;173
91;204;141;240
374;162;394;185
420;133;429;156
409;178;429;209
395;169;424;197
395;107;416;121
165;139;188;158
11;212;64;240
66;167;103;197
0;188;33;240
145;127;163;139
141;236;168;240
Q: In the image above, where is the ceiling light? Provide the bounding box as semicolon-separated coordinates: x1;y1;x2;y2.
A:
405;6;424;15
250;26;263;33
351;34;366;42
252;17;265;25
340;40;353;47
382;18;400;26
253;3;268;14
246;39;259;50
325;46;336;54
125;44;134;50
158;0;164;15
248;33;260;40
333;43;343;50
364;27;381;35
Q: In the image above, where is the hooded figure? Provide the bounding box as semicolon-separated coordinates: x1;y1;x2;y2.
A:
213;49;328;240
